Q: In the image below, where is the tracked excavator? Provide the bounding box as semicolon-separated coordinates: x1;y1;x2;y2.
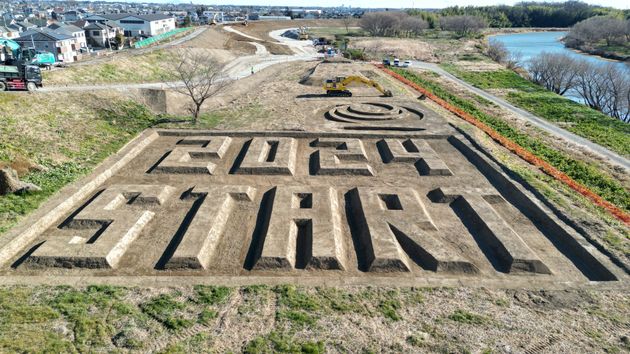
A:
323;76;393;97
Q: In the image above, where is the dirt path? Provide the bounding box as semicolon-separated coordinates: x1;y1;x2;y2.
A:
409;60;630;171
223;26;263;41
38;26;319;92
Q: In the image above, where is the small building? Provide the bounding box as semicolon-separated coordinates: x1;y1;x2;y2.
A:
202;11;224;23
84;22;121;49
7;20;36;33
61;10;82;22
47;23;87;50
15;29;80;63
85;13;175;37
0;26;20;39
257;15;291;21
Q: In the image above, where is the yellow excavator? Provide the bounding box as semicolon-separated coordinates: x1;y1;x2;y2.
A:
323;76;393;97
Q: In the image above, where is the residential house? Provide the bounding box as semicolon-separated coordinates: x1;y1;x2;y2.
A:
84;21;121;48
7;20;36;33
48;23;87;51
15;28;79;63
0;25;20;39
202;11;224;23
61;10;82;22
85;13;175;37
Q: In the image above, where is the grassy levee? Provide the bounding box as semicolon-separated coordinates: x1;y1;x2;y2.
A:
0;92;222;236
390;68;630;213
440;64;630;158
43;49;175;85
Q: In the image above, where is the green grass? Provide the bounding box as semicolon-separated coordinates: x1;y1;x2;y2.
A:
140;294;193;331
448;309;489;325
193;285;231;305
244;331;325;354
0;100;157;235
391;68;630;213
0;93;230;238
440;64;630;158
0;285;626;352
43;49;175;85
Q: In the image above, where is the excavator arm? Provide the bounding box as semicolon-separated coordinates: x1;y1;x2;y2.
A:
324;75;393;97
341;76;393;97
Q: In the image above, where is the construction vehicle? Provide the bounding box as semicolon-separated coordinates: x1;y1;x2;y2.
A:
1;39;56;67
298;26;309;40
0;63;42;91
323;76;393;97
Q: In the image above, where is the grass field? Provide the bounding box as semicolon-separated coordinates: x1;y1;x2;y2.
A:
390;68;630;214
0;285;627;353
43;50;175;85
440;64;630;158
0;92;228;237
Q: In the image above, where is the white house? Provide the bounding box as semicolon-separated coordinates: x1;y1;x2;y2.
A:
47;23;87;50
84;22;121;48
15;29;80;63
84;13;175;37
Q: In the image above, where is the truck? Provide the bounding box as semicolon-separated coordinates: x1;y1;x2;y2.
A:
1;39;56;68
0;63;43;91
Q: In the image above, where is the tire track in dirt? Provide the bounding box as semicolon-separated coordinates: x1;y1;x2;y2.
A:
143;291;243;353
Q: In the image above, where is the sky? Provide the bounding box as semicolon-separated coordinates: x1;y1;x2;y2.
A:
183;0;629;9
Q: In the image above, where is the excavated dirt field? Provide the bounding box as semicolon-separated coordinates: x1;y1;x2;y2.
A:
0;62;626;291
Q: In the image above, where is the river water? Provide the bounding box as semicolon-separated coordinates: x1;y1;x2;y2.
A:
489;31;628;103
489;31;628;70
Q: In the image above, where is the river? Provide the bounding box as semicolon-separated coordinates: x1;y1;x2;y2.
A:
489;31;628;103
489;31;628;70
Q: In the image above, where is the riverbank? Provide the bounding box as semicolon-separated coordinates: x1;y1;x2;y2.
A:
483;27;567;36
563;43;630;62
488;29;629;64
491;31;629;68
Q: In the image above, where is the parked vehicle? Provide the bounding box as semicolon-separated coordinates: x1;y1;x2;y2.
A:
402;60;412;68
1;39;56;67
382;58;391;66
0;63;43;91
393;58;400;66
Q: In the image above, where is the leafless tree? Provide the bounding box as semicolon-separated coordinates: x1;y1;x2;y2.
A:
341;16;353;34
439;15;487;37
358;11;428;38
525;51;630;122
167;49;230;124
486;38;508;63
566;16;628;47
359;12;401;37
505;50;523;70
573;61;630;121
601;64;630;122
527;52;581;95
399;17;429;37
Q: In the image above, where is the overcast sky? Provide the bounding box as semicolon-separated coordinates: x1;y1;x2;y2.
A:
189;0;629;9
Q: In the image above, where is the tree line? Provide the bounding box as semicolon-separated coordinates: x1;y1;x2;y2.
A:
436;1;627;28
565;16;630;49
360;1;629;38
528;52;630;122
359;12;429;38
360;12;487;38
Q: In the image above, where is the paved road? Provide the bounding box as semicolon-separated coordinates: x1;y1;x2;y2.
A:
159;27;207;48
410;61;630;171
